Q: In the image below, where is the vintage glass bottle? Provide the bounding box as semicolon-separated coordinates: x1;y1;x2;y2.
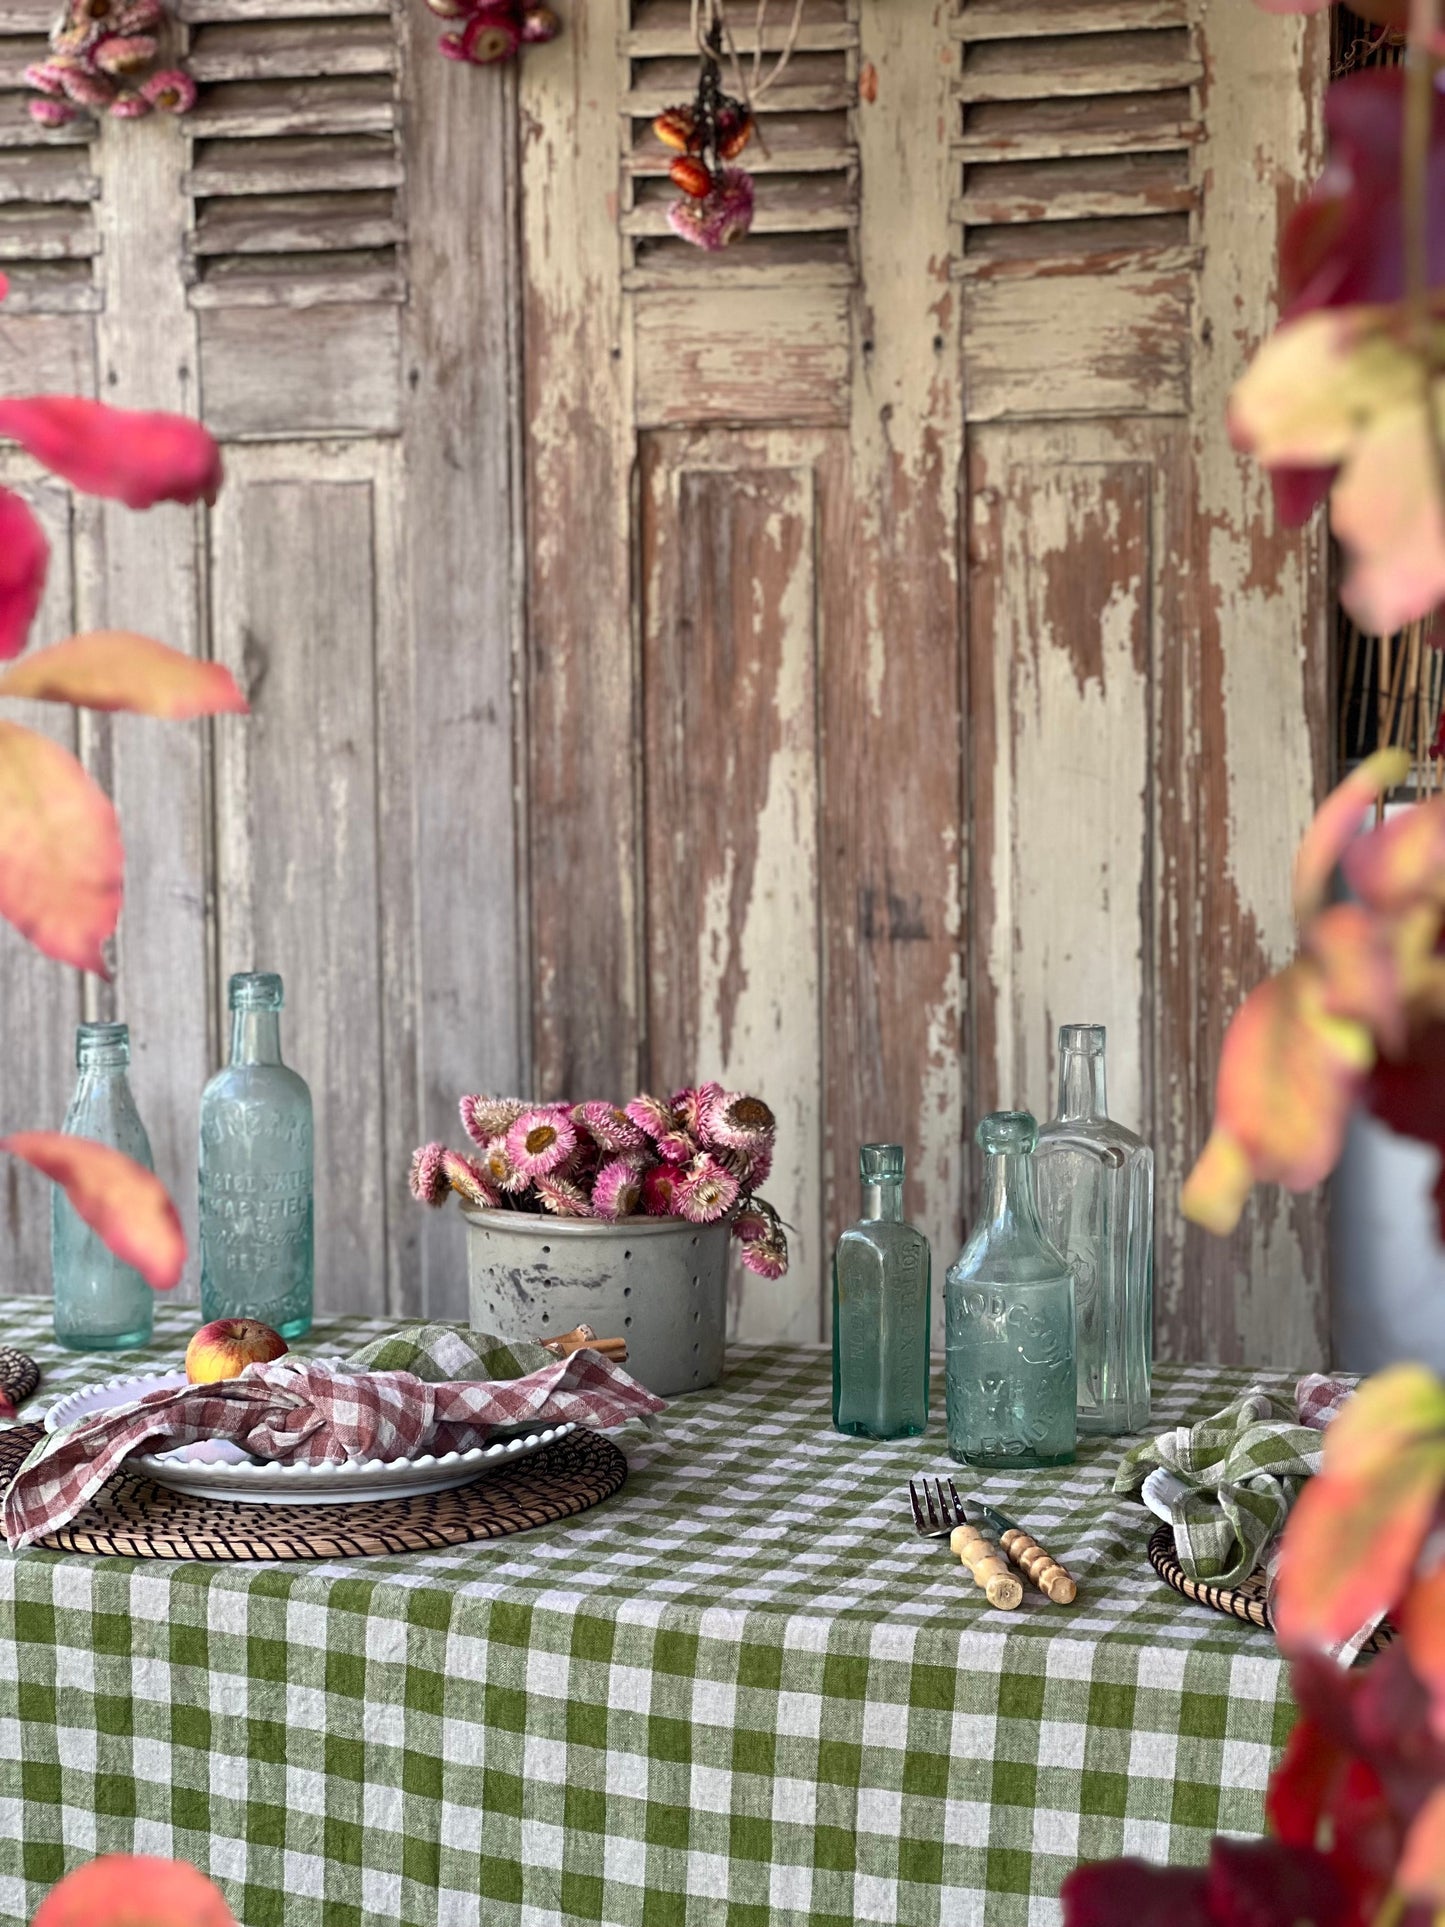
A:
832;1144;931;1439
199;972;313;1337
1035;1024;1154;1435
52;1021;156;1351
945;1111;1076;1467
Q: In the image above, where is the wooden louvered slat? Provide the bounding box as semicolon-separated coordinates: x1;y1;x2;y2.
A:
0;146;98;202
0;200;98;256
955;151;1194;226
193;186;398;252
184;75;394;138
0;94;89;147
956;92;1201;163
629;110;851;178
188;18;395;81
187;132;398;196
625;0;854;57
957;30;1201;103
954;0;1188;40
179;0;389;19
186;245;399;305
0;10;98;307
624;171;857;237
624;52;853;118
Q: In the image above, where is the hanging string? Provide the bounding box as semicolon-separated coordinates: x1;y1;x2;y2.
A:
688;0;807;115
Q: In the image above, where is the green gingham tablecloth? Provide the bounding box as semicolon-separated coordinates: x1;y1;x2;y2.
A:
0;1301;1298;1927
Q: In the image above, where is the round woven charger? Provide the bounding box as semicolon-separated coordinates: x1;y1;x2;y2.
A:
1148;1520;1392;1652
0;1422;626;1562
0;1349;39;1407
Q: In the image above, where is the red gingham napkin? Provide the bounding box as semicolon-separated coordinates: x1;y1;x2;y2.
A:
4;1351;664;1550
1296;1372;1354;1432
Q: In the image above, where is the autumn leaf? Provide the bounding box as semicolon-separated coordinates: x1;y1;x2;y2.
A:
1342;795;1445;916
30;1854;236;1927
1399;1785;1445;1905
1293;746;1410;922
1273;1368;1445;1650
1305;903;1403;1046
1400;1564;1445;1734
0;633;248;719
0;719;121;975
1;1132;184;1291
0;397;222;510
0;487;48;661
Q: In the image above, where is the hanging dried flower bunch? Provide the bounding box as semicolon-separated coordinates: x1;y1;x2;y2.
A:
25;0;195;127
655;0;804;252
422;0;560;68
410;1084;790;1279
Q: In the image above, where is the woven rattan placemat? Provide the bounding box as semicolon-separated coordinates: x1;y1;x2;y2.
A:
1147;1519;1391;1652
0;1422;627;1561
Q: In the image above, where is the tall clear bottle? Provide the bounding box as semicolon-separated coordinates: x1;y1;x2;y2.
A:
832;1144;931;1440
199;972;313;1337
52;1022;156;1351
1035;1025;1153;1435
945;1111;1075;1467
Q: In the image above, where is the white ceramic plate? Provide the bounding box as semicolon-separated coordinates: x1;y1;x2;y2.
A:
43;1370;575;1506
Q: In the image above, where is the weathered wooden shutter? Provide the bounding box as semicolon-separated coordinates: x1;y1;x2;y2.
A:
0;4;99;311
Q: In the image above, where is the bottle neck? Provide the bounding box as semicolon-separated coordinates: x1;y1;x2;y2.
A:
861;1178;903;1223
1057;1046;1107;1122
981;1151;1046;1237
231;1009;283;1066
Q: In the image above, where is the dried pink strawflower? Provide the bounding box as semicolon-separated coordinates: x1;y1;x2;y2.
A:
114;0;163;29
107;88;150;117
142;67;196;112
746;1139;774;1190
59;66;115;107
93;33;156;74
702;1089;776;1154
480;1134;530;1194
731;1204;771;1247
655;1128;697;1166
671;1083;722;1137
25;62;69;95
642;1163;681;1216
676;1152;740;1225
536;1173;591;1218
592;1157;644;1220
506;1106;577;1178
460;1093;526;1147
667;166;755;253
28;95;78;125
441;1148;500;1210
741;1233;788;1280
409;1141;449;1206
625;1093;677;1143
574;1100;647;1156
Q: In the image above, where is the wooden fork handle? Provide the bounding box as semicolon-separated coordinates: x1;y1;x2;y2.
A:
539;1325;629;1363
949;1524;1022;1610
999;1526;1077;1604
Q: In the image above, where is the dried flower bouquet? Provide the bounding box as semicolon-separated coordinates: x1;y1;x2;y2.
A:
410;1084;789;1278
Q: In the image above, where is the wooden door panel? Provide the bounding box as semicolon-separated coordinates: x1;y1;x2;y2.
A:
641;431;827;1342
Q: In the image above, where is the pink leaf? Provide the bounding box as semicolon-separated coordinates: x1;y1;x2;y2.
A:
1;1132;185;1292
0;397;222;510
0;718;122;975
0;488;48;661
0;632;248;718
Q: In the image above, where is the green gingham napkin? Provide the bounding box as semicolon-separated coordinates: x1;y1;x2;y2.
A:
1114;1386;1326;1587
346;1323;555;1383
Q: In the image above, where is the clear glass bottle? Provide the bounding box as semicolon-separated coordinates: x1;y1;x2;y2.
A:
52;1021;156;1351
832;1144;931;1439
1035;1024;1154;1436
945;1111;1075;1468
199;972;313;1337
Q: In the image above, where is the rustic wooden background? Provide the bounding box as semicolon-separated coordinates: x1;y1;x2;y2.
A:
0;0;1330;1363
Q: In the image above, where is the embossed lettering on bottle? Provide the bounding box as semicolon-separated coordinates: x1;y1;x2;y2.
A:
199;972;314;1337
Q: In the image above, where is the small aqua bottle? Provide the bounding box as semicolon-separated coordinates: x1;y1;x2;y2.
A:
52;1021;156;1351
945;1111;1076;1468
199;972;313;1337
832;1143;931;1439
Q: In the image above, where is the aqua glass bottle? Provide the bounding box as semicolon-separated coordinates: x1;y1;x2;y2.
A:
1035;1024;1154;1435
199;972;313;1337
832;1143;931;1439
52;1021;156;1351
945;1111;1075;1468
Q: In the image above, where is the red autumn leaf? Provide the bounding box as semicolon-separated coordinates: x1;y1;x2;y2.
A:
0;397;222;510
1267;1715;1352;1848
1;1132;184;1291
0;632;248;719
1274;1368;1445;1649
1060;1859;1214;1927
0;487;48;661
30;1854;236;1926
0;718;121;975
1367;1022;1445;1237
1400;1785;1445;1905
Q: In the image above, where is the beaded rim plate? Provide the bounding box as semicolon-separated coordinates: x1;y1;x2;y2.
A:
44;1370;575;1506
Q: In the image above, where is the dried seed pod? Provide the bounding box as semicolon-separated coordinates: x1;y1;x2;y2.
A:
653;105;696;153
717;103;754;160
669;154;713;199
460;9;521;62
520;4;560;41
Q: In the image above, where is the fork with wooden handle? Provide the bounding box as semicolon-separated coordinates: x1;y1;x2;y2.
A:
538;1325;629;1364
908;1478;1022;1608
978;1502;1077;1603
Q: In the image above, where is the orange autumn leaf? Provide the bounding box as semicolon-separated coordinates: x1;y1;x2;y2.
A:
1400;1564;1445;1729
1;1131;185;1291
1399;1785;1445;1905
1293;746;1410;922
1273;1367;1445;1650
1305;901;1403;1043
1181;961;1373;1232
30;1855;236;1927
0;719;121;975
0;633;248;720
1342;794;1445;916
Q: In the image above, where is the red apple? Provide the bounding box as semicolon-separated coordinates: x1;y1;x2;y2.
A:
32;1854;237;1927
184;1318;287;1385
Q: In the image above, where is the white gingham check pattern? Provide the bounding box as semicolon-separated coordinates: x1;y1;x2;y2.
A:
4;1343;663;1549
0;1301;1301;1927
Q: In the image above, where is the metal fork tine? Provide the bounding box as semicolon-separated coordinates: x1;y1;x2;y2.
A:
907;1480;927;1534
923;1481;940;1532
948;1478;967;1525
933;1478;954;1532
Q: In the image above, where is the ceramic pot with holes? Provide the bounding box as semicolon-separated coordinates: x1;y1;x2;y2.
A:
461;1208;730;1398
